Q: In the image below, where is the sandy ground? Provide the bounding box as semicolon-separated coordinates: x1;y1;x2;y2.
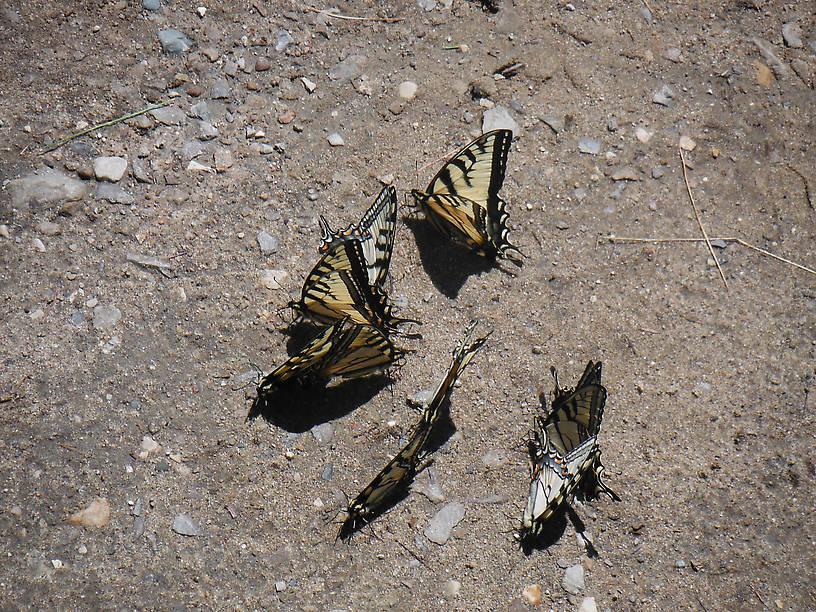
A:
1;1;815;610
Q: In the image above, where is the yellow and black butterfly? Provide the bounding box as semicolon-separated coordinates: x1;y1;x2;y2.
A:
411;129;522;261
249;317;402;419
318;185;398;289
339;323;489;538
519;361;619;542
289;233;413;331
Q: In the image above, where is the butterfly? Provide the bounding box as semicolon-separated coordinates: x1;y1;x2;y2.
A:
289;233;413;331
411;129;522;261
318;185;398;289
339;323;489;538
519;361;619;542
249;317;402;420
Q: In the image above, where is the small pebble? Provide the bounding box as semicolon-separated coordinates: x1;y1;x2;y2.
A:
140;435;161;455
275;580;287;592
36;221;60;236
66;497;111;528
172;513;204;536
198;121;218;141
214;149;233;172
0;224;9;238
653;84;676;106
275;30;294;52
101;335;121;355
327;132;345;146
96;183;135;204
679;135;696;151
328;55;364;81
443;579;461;598
255;57;270;71
675;559;687;568
320;464;334;481
260;269;288;290
562;563;585;594
638;6;652;24
540;114;564;133
310;422;334;445
29;309;45;321
397;80;418;100
211;78;231;99
257;230;278;255
578;136;601;155
93;304;121;330
142;0;160;10
578;597;598;612
522;585;541;606
150;105;185;125
611;166;639;181
665;47;683;62
481;449;505;468
93;156;127;182
482;105;518;136
158;29;192;54
425;502;464;545
635;127;653;143
782;22;803;48
301;76;316;92
51;560;63;569
277;109;296;124
652;167;665;179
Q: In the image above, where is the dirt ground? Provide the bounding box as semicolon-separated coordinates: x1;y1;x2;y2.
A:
1;0;815;610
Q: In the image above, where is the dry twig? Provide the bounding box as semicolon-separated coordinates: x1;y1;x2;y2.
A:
41;100;171;154
609;236;816;277
305;5;404;23
680;148;728;289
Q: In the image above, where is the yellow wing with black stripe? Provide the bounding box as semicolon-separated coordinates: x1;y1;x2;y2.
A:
411;129;521;261
249;319;402;420
340;322;489;538
318;185;398;289
293;236;411;331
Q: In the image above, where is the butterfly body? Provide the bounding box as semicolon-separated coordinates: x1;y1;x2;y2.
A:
519;361;619;542
249;318;402;419
412;129;522;261
340;323;489;538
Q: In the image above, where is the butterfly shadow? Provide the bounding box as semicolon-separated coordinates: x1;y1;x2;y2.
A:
403;217;495;299
247;376;392;433
518;507;570;555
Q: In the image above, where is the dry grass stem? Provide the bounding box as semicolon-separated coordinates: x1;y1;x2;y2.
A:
680;148;729;289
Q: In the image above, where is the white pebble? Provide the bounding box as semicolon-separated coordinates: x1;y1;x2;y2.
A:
397;80;418;100
327;132;345;146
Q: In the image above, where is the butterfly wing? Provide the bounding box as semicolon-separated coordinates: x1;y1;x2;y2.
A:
355;185;398;288
412;129;521;259
521;435;598;535
322;322;402;379
297;237;405;329
543;361;606;455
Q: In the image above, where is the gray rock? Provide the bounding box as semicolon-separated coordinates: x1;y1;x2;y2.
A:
482;105;518;136
93;305;121;330
675;559;687;568
69;311;85;326
310;422;334;445
211;78;231;99
96;183;134;204
578;136;601;154
189;101;212;121
811;40;816;55
562;563;585;594
540;114;564;133
652;84;676;106
197;121;218;141
481;449;506;468
415;466;445;502
578;597;597;612
172;513;204;536
150;105;185;126
275;29;294;52
328;55;365;81
93;156;127;182
257;230;278;255
132;159;152;183
417;0;436;11
321;464;333;481
638;6;652;25
425;502;465;545
181;140;205;160
652;167;665;179
142;0;160;10
158;29;192;54
327;132;345;146
408;388;433;407
8;169;88;208
36;221;60;236
782;22;803;48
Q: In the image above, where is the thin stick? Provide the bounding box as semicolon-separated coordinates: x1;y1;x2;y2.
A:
418;144;461;173
305;5;404;22
680;149;729;289
41;100;171;154
610;236;816;276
